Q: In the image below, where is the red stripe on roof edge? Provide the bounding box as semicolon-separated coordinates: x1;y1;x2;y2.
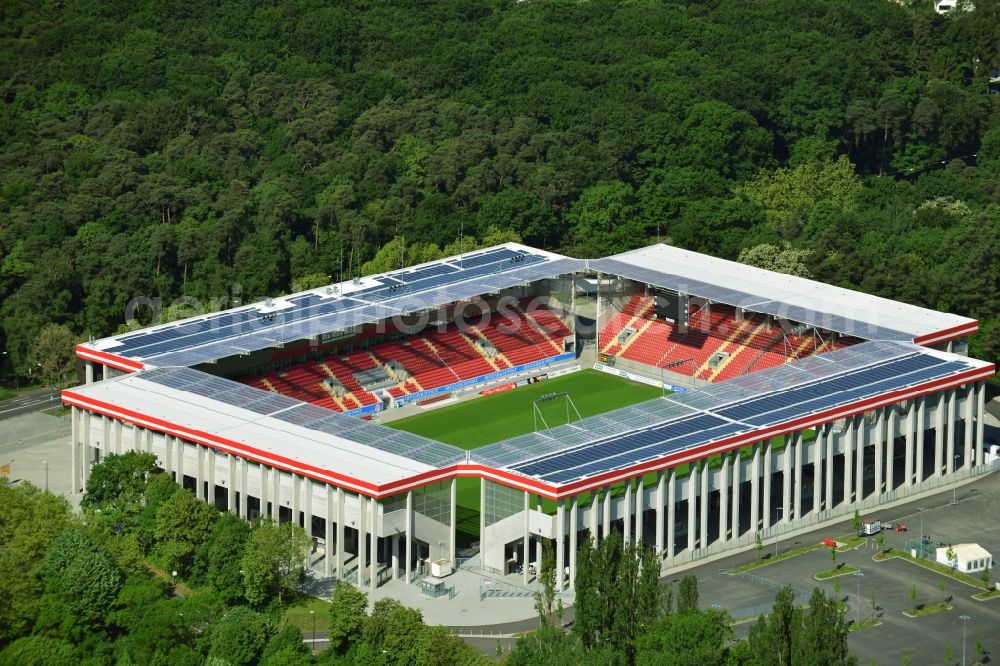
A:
75;345;145;372
61;363;994;501
913;321;978;346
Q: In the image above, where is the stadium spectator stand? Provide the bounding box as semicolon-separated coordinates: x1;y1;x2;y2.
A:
600;295;850;382
237;303;573;412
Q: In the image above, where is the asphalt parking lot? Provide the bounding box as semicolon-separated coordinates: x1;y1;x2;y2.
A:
689;472;1000;666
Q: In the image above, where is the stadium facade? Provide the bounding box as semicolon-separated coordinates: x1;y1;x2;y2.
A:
64;243;995;594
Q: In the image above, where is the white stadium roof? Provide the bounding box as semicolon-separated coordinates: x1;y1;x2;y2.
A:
62;367;466;495
67;242;991;498
79;243;977;373
590;244;976;345
79;243;582;370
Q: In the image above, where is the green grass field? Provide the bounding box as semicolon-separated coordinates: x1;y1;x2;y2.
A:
387;369;662;542
388;369;662;448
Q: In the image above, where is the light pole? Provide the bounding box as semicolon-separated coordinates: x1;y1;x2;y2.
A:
43;460;48;492
918;507;926;542
310;609;316;655
960;614;970;666
854;571;864;625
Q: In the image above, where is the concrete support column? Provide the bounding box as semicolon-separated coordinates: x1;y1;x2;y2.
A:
687;462;698;552
636;481;644;545
70;406;79;495
731;451;740;540
479;480;487;572
719;454;729;543
781;436;791;523
239;459;249;518
404;490;413;584
569;496;578;589
843;419;854;505
207;447;216;508
102;416;110;462
357;493;367;588
195;445;205;502
887;408;897;492
813;428;822;514
825;425;834;511
905;401;915;487
523;491;530;586
369;496;378;592
325;486;334;578
589;490;599;546
337;487;346;580
667;468;676;561
162;434;172;480
965;384;975;467
623;479;632;545
699;460;709;548
391;535;399;581
595;272;602;351
855;416;865;503
655;471;665;556
762;441;772;529
750;443;760;531
873;409;884;496
536;499;543;573
227;454;237;514
946;390;956;474
793;433;803;521
934;393;946;477
85;361;94;384
602;485;611;540
977;382;986;462
81;410;92;486
555;499;566;593
916;398;926;483
305;478;314;548
114;420;123;455
449;478;457;562
176;437;185;487
292;475;302;528
272;468;281;522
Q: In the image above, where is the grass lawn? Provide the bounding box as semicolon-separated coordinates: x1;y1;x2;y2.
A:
729;535;865;575
903;602;951;618
848;618;882;632
0;383;43;401
814;564;859;580
972;588;1000;600
281;595;332;635
388;370;662;542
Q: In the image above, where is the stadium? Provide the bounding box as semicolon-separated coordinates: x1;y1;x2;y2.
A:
63;242;995;596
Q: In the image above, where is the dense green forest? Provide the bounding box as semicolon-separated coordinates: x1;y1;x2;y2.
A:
1;0;998;379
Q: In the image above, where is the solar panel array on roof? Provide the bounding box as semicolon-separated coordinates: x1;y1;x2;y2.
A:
475;341;980;485
142;367;466;469
94;247;582;368
588;257;914;342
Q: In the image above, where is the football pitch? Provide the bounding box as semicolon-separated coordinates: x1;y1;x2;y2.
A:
387;369;662;542
388;369;662;448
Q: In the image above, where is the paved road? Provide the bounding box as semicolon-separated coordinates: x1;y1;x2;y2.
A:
0;387;61;421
